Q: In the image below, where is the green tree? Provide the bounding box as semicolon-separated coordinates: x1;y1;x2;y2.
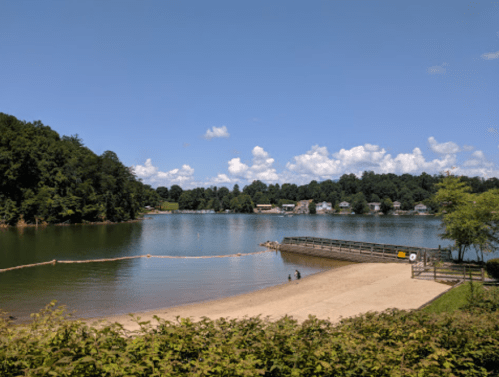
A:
380;198;393;214
433;176;499;262
309;201;316;214
169;185;183;203
351;192;368;214
156;186;169;200
237;194;255;213
232;184;240;197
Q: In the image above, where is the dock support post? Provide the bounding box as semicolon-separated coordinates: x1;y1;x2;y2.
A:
424;251;427;267
434;265;437;281
411;265;414;278
370;246;373;256
463;266;466;281
481;268;485;282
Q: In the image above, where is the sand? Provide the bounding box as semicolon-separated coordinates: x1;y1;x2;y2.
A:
86;263;450;332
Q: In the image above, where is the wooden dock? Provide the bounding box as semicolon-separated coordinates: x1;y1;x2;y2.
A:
278;236;451;264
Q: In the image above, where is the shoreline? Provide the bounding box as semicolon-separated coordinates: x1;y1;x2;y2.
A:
82;263;450;332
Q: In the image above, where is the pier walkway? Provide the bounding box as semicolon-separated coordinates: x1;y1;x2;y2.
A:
277;236;451;264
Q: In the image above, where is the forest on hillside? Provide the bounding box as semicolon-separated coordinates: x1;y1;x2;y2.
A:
157;172;499;214
0;113;161;226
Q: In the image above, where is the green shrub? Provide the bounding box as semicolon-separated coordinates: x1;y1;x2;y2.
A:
2;299;499;376
486;258;499;280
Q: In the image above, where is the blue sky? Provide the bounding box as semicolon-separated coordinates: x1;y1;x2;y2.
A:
1;0;498;188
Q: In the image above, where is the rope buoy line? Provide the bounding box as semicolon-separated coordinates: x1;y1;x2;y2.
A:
0;250;275;273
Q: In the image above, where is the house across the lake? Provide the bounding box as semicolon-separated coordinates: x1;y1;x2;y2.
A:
256;204;272;211
393;201;401;210
316;201;332;213
414;203;428;214
281;203;295;212
368;202;381;212
339;201;350;209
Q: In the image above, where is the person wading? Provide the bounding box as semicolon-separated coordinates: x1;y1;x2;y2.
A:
294;270;301;280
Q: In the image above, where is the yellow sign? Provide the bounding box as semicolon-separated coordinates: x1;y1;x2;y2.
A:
398;251;406;258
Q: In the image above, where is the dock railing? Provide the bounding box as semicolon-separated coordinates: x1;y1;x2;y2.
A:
281;236;449;263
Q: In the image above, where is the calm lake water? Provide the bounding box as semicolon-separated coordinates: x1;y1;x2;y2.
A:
1;214;493;322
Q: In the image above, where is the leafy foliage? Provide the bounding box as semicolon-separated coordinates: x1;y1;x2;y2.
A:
486;258;499;280
160;170;499;216
2;295;499;377
434;176;499;262
308;202;316;214
0;113;161;225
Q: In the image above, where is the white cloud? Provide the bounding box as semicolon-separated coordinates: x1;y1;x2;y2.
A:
428;136;460;154
462;150;494;168
203;126;230;140
481;51;499;60
133;158;157;178
286;145;341;177
285;143;458;180
227;146;279;182
427;64;447;75
133;159;196;187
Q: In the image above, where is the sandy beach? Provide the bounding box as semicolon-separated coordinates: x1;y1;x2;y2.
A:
85;263;451;332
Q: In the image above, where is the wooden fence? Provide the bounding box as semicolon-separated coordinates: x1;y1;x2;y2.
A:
411;263;494;282
280;236;450;264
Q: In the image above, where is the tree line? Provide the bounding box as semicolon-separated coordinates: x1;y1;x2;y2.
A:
0;113;161;226
157;171;499;214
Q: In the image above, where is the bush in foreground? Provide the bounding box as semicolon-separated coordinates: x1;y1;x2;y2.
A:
1;292;499;377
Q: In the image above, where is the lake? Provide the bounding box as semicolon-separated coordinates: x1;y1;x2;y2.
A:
0;214;491;322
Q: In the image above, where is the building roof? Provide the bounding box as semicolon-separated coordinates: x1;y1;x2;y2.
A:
339;201;350;206
393;201;401;205
368;202;381;206
415;203;427;209
281;204;295;207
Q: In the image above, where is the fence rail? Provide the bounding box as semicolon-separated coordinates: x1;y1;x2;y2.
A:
280;236;451;263
411;263;494;282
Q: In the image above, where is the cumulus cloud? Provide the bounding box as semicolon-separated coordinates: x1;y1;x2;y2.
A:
428;136;460;154
203;126;230;140
462;150;494;168
133;159;196;187
203;173;239;187
481;51;499;60
427;63;447;74
228;146;279;182
285;143;459;181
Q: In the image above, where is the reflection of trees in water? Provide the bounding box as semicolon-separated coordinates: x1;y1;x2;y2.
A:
1;223;143;270
279;251;355;269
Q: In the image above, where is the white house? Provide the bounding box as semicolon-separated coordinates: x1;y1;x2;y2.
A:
414;203;428;214
393;201;401;210
339;201;350;209
281;204;295;212
316;202;332;211
368;202;381;212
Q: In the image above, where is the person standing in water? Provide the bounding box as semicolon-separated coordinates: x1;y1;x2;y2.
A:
294;270;301;280
288;274;292;282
